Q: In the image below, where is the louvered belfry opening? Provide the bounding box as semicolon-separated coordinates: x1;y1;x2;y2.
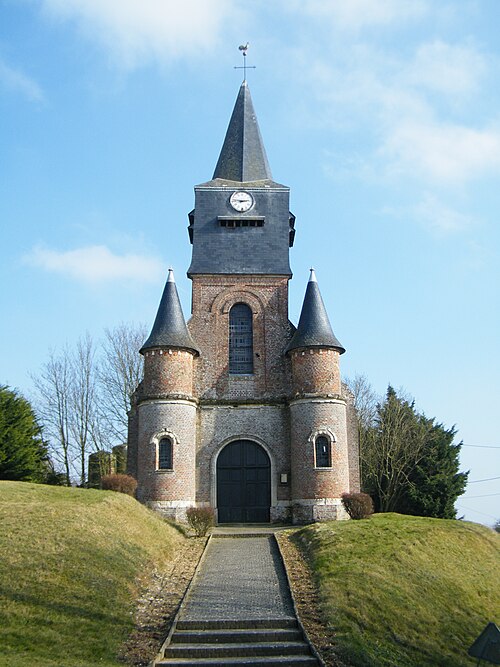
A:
229;303;253;374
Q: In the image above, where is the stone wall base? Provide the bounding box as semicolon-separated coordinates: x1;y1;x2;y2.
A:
292;498;349;524
145;500;195;523
144;498;348;525
270;504;292;524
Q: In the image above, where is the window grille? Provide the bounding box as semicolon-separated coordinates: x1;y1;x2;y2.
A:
158;437;173;470
315;435;331;468
229;303;253;374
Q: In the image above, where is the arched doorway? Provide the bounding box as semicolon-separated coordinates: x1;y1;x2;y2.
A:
216;440;271;523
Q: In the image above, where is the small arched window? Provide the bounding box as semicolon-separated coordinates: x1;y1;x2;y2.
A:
158;437;173;470
229;303;253;374
315;435;331;468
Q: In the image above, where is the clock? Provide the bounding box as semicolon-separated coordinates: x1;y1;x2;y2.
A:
229;191;254;212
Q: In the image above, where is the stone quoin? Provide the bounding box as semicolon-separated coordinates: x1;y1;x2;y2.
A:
127;80;360;524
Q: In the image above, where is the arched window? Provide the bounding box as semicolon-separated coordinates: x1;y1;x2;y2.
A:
315;435;331;468
158;437;173;470
229;303;253;374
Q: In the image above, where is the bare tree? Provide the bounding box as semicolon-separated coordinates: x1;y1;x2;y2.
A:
31;349;73;486
70;333;98;486
345;374;379;432
32;323;145;485
99;322;146;442
345;374;380;488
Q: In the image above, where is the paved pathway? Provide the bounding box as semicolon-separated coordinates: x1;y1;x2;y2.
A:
180;535;295;621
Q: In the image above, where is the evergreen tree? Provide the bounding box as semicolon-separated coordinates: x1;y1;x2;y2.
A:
0;385;50;482
400;417;468;518
361;385;468;518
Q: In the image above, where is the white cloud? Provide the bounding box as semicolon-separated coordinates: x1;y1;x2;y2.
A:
298;0;428;30
293;30;498;187
413;193;476;234
382;120;500;184
408;40;486;96
26;244;165;284
39;0;240;69
0;58;44;102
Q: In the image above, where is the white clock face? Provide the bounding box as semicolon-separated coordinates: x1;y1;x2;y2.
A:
230;191;254;212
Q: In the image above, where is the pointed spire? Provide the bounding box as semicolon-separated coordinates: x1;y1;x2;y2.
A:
213;81;272;182
141;269;199;355
285;270;345;355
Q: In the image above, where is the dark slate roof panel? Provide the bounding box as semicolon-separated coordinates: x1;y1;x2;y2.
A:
141;269;199;355
212;82;273;182
187;187;292;276
285;270;345;354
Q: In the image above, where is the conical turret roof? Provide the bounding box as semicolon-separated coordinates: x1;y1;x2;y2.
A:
212;81;272;182
285;269;345;355
141;269;199;355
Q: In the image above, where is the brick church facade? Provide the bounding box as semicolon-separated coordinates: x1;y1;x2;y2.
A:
127;81;360;523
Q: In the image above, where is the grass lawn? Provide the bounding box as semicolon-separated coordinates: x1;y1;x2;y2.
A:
290;513;499;667
0;481;185;667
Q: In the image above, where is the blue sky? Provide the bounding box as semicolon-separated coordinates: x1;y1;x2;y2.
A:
1;0;499;525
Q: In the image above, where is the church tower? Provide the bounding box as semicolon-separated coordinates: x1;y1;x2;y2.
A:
128;80;359;523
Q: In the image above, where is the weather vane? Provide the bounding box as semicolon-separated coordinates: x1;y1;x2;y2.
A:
234;43;255;81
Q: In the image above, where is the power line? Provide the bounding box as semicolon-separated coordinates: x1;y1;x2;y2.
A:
461;444;500;449
461;492;500;499
468;476;500;484
456;504;498;520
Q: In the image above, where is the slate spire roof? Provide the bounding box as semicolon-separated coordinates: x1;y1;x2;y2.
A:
140;269;199;355
285;269;345;355
212;81;273;182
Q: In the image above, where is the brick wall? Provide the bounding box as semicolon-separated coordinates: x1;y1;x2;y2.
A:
290;398;350;502
126;393;139;479
136;399;197;507
289;348;341;395
196;403;291;522
142;349;194;396
189;275;293;400
342;382;361;493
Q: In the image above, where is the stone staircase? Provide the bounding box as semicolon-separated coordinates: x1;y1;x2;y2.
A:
155;618;319;666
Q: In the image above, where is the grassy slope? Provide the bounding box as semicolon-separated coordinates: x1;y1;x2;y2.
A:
292;514;499;667
0;481;185;667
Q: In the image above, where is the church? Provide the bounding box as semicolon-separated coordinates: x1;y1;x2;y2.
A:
127;80;360;524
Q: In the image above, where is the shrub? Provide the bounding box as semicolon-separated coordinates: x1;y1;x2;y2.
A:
186;507;215;536
341;492;374;520
101;473;137;497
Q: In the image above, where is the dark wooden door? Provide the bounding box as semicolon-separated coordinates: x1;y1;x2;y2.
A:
217;440;271;523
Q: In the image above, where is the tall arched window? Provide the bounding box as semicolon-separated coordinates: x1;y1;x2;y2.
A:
158;437;173;470
229;303;253;374
315;435;331;468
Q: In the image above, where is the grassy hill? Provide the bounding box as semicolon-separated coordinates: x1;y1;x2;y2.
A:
2;485;498;667
288;514;500;667
0;481;185;667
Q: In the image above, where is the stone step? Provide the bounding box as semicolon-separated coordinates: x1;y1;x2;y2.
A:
171;628;303;644
155;655;319;666
176;618;298;631
165;640;311;659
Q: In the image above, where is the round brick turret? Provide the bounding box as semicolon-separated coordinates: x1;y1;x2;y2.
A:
134;269;200;521
289;395;350;522
289;347;341;396
287;271;350;523
136;347;198;520
142;348;195;397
